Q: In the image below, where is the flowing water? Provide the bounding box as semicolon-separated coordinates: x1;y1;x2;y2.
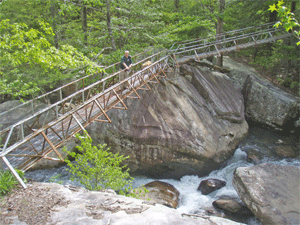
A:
25;127;300;224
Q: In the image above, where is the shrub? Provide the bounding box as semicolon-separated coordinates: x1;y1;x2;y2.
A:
0;169;25;196
64;132;134;193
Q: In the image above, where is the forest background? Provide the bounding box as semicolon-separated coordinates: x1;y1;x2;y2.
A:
0;0;299;102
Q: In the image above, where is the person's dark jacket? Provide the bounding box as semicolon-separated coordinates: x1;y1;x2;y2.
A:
120;55;132;70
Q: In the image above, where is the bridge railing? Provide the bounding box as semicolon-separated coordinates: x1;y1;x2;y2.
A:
172;26;279;54
0;48;158;126
0;50;168;156
0;55;170;174
172;26;288;64
169;22;276;52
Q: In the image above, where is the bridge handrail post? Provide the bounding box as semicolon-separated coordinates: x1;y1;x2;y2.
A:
31;101;34;115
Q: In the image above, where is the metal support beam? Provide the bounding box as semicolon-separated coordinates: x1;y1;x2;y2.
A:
194;50;200;62
94;99;112;123
113;89;128;110
214;45;221;57
1;156;27;189
72;114;91;139
40;132;64;162
172;54;179;68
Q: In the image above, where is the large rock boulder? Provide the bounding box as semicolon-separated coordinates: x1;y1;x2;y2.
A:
197;178;226;195
135;181;180;208
48;183;246;225
1;182;246;225
212;197;254;218
224;57;300;131
87;65;248;179
233;163;300;225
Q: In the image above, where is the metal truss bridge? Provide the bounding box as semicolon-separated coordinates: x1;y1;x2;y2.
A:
0;23;291;188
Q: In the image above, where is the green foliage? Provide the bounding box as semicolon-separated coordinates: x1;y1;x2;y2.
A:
0;0;298;100
269;0;300;45
0;169;25;196
49;174;63;185
0;18;101;100
64;132;134;193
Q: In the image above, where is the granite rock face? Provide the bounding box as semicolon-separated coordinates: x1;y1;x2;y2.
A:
224;57;299;131
87;65;248;179
233;163;300;225
45;182;245;225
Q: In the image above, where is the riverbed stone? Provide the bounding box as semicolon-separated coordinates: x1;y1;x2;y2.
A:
197;179;226;195
224;57;300;131
134;181;180;208
212;197;254;217
246;149;263;164
274;145;298;158
233;163;300;225
87;64;248;179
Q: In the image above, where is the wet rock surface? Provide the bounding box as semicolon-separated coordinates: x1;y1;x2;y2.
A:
224;57;300;132
197;178;226;195
0;182;247;225
246;149;263;164
87;65;248;179
213;197;254;218
233;163;300;225
136;181;180;208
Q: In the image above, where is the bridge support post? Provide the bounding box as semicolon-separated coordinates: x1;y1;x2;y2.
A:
1;156;27;189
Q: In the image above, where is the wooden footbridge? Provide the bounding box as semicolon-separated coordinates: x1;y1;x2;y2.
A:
0;23;291;188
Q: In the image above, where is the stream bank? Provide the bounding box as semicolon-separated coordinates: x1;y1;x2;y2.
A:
23;126;300;225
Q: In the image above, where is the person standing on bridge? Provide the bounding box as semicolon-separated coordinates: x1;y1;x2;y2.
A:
119;50;133;89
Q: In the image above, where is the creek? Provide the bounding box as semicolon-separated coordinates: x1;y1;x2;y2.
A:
25;126;300;225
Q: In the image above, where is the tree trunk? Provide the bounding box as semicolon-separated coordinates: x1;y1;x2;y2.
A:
81;0;88;46
106;0;116;51
291;1;296;13
287;1;297;73
175;0;180;11
215;0;225;67
50;0;59;49
267;1;278;55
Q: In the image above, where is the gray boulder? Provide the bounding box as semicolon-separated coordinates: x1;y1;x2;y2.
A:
197;178;226;195
246;149;263;164
134;181;180;208
212;197;254;218
87;65;248;179
44;182;245;225
233;163;300;225
224;57;299;131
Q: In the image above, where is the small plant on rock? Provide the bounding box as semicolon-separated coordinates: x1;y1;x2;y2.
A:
0;169;25;196
64;132;134;193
